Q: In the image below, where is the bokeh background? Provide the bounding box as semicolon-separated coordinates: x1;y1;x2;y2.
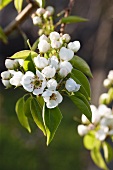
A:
0;0;113;170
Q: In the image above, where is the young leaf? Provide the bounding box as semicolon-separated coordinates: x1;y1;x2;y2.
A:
30;97;46;136
23;53;35;73
61;16;88;24
14;0;23;12
10;50;38;59
35;0;45;8
72;69;91;98
0;0;12;10
43;104;63;145
83;133;101;150
24;97;32;117
0;26;8;43
102;142;113;163
15;97;31;133
70;55;93;78
69;95;92;121
91;147;109;170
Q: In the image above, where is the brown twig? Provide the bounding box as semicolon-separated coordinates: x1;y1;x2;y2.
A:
4;1;38;36
60;0;75;35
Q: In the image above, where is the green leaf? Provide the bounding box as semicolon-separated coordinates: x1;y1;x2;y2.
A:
30;97;46;136
14;0;23;12
0;0;12;10
0;26;8;43
72;69;91;98
23;53;35;73
10;50;38;59
43;104;63;145
24;97;32;117
69;95;91;121
102;142;113;163
15;97;31;133
35;0;45;8
70;56;93;78
83;133;101;150
37;96;44;109
91;147;109;170
71;74;89;100
31;38;39;51
61;16;88;24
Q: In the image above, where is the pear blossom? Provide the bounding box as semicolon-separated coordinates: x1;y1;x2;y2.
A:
77;125;89;136
96;126;109;141
47;79;57;90
108;70;113;81
2;80;11;88
68;41;80;52
38;40;50;53
21;70;46;95
60;34;71;43
34;55;48;69
59;61;73;74
81;114;90;124
59;47;74;61
51;40;61;49
50;31;60;41
99;93;109;104
39;34;48;42
98;104;112;117
5;59;19;70
1;71;11;80
90;105;101;124
65;78;80;92
42;65;56;78
59;67;68;77
32;16;42;25
46;6;54;15
42;89;63;108
10;71;24;87
36;8;45;15
49;56;59;70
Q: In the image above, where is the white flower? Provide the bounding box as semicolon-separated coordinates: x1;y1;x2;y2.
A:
49;31;60;41
103;79;111;88
46;6;54;15
65;78;80;92
2;80;11;88
77;125;89;136
68;41;80;52
42;66;56;78
36;8;45;15
81;114;90;124
100;116;113;129
10;71;23;87
59;47;74;61
108;70;113;81
21;70;46;95
43;11;51;18
60;34;71;43
59;67;68;77
48;56;59;70
47;79;57;90
59;61;73;74
51;40;61;49
32;16;42;25
18;59;24;66
34;55;48;69
39;34;48;42
1;71;11;80
99;93;109;104
5;59;17;70
38;40;50;53
90;105;101;124
96;126;109;141
98;104;112;117
42;90;63;108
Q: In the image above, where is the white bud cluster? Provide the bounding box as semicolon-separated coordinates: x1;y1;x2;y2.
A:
77;104;113;141
1;31;81;109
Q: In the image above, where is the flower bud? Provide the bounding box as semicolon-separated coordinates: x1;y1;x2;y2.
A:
43;11;51;19
46;6;54;15
68;41;80;52
61;34;71;43
108;70;113;81
59;61;73;74
50;31;60;41
39;34;48;42
2;80;11;88
77;125;89;136
32;16;42;25
18;59;24;67
59;47;74;61
42;66;56;78
1;71;11;80
59;68;68;77
49;56;59;70
103;79;111;88
10;71;23;87
65;78;80;92
34;55;48;69
47;79;57;90
36;8;45;16
51;40;61;49
5;59;15;69
81;114;90;124
99;93;109;104
38;29;44;36
38;40;50;53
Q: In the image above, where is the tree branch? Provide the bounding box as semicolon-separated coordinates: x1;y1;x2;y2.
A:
4;1;38;36
60;0;75;35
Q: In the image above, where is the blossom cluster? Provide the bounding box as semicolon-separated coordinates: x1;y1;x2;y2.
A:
77;104;113;141
1;31;81;109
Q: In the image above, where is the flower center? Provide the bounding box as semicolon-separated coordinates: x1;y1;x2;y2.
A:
50;93;57;100
33;76;42;88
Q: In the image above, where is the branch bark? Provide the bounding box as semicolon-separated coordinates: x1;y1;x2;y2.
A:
4;1;38;36
60;0;75;35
